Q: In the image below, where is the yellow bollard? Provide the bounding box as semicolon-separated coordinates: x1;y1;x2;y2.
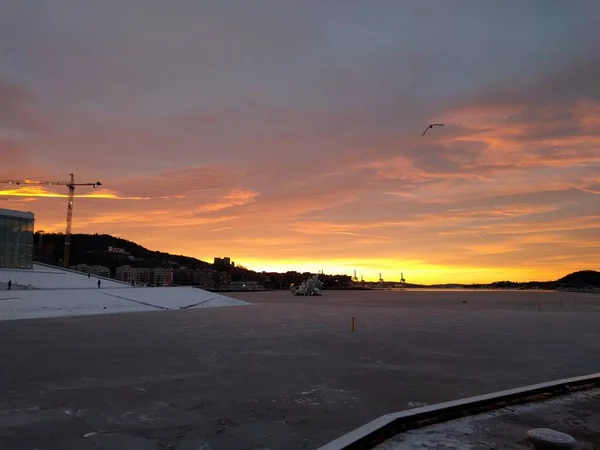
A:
351;317;355;332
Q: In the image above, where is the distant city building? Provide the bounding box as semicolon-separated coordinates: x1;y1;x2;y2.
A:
70;264;110;278
226;280;264;291
173;268;200;285
214;270;232;286
116;265;151;285
108;246;129;255
213;257;234;269
152;268;170;287
197;269;232;289
198;269;214;288
116;265;171;286
0;208;34;269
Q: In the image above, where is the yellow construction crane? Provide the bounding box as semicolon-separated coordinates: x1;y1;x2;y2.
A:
0;173;102;267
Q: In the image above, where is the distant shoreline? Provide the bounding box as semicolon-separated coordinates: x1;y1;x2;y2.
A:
206;286;600;294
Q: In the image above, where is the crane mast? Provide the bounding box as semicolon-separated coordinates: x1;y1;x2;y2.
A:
64;173;75;268
0;173;102;268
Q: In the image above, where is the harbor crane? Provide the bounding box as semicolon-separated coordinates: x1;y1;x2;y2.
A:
0;173;102;268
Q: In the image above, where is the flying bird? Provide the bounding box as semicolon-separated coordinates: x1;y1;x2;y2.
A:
422;123;444;136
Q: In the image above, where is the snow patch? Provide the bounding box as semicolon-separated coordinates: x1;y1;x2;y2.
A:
376;388;600;450
0;286;249;321
406;402;428;408
0;263;127;289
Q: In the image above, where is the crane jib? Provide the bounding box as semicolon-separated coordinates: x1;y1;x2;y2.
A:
0;175;102;268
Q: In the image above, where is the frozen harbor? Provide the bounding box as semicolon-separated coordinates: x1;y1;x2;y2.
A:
1;289;599;449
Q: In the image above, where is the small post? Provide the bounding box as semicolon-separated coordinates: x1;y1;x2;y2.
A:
351;317;355;332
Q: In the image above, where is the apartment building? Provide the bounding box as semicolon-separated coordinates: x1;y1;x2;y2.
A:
70;264;111;278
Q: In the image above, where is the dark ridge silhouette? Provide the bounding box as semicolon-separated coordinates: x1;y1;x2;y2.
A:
34;232;211;277
556;270;600;288
33;232;599;289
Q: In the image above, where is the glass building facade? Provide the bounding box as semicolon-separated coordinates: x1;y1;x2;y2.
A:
0;209;35;269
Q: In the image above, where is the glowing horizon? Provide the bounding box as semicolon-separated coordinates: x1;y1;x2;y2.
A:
1;1;599;285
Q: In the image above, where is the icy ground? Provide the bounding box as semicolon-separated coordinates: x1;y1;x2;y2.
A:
375;388;600;449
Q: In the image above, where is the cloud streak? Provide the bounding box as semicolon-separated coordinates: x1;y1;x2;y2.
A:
0;186;166;200
570;183;600;196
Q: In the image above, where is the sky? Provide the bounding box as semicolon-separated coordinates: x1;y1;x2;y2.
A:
1;0;600;284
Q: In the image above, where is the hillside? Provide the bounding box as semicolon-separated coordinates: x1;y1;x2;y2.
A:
33;232;353;287
33;233;599;289
35;233;211;275
555;270;600;288
458;270;600;290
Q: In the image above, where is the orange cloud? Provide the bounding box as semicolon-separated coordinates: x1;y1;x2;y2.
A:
570;183;600;196
0;186;153;200
209;226;233;232
5;77;600;285
193;189;258;213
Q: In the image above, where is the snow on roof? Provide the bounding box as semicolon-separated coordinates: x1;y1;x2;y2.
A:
0;286;249;321
0;208;34;220
0;263;248;321
0;263;128;289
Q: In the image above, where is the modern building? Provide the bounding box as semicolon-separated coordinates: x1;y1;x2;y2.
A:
116;265;150;285
0;208;35;269
215;270;232;286
173;268;199;285
151;268;170;287
195;268;232;289
116;265;172;286
70;264;111;278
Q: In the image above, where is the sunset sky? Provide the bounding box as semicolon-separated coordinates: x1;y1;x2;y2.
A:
2;1;599;284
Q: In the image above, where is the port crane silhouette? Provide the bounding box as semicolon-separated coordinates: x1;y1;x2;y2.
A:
0;173;102;267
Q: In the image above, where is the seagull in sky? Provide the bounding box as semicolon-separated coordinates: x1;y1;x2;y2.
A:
422;123;444;136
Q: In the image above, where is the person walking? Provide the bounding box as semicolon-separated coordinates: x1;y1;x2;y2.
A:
97;279;101;289
7;280;11;291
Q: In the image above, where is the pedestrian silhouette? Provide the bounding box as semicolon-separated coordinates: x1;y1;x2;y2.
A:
7;280;11;291
98;279;101;289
